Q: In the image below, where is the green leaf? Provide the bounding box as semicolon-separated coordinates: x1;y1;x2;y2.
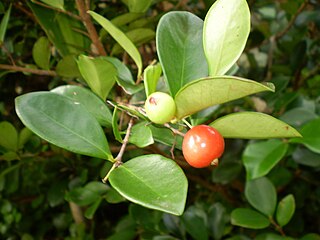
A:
156;11;208;96
28;2;89;56
32;36;51;70
242;139;288;180
15;92;112;160
109;154;188;215
112;106;123;143
290;118;320;154
129;121;154;148
231;208;270;229
39;0;64;10
56;55;81;78
181;206;208;240
0;121;18;151
124;0;153;13
51;85;113;127
18;128;33;149
0;4;11;42
276;194;295;227
210;112;302;139
175;77;275;119
212;160;242;184
149;125;183;150
111;28;155;55
280;107;318;127
89;11;142;78
77;55;118;101
256;233;294;240
245;177;277;217
203;0;250;76
144;63;162;97
292;147;320;168
85;198;102;219
208;203;229;240
300;233;320;240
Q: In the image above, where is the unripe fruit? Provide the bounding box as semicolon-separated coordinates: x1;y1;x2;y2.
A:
182;125;225;168
144;92;176;124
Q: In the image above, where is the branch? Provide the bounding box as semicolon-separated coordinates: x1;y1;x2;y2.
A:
75;0;107;56
0;64;57;76
69;202;85;225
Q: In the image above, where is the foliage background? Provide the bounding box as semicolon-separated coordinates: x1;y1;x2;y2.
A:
0;0;320;239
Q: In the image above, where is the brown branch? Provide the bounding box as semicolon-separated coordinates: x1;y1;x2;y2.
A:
275;0;309;40
0;64;57;76
69;202;85;225
75;0;107;56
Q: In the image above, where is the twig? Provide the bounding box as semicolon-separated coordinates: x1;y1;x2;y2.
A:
69;202;85;225
0;64;57;76
269;216;286;236
31;0;81;20
75;0;107;56
164;123;185;137
102;118;134;183
275;0;309;40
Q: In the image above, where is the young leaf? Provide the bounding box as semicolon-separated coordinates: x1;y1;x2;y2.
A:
156;11;208;96
51;85;113;127
15;92;112;160
203;0;250;76
0;4;11;42
276;194;295;227
290;118;320;154
32;36;51;70
210;112;302;139
56;55;81;78
77;55;118;101
175;77;275;119
242;139;288;180
88;11;142;78
231;208;270;229
129;121;154;148
125;0;153;13
109;154;188;215
40;0;64;10
245;177;277;217
144;63;162;97
0;121;18;151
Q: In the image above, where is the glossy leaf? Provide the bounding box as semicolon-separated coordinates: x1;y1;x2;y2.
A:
256;233;294;240
78;55;118;101
290;118;320;154
111;28;155;55
51;85;113;127
112;106;123;143
203;0;250;76
18;128;33;149
28;2;89;56
210;112;302;139
89;11;142;78
56;55;81;78
0;121;18;151
280;107;318;127
144;63;162;96
109;154;188;215
40;0;64;10
208;203;229;240
182;206;208;240
242;139;288;180
0;4;11;42
175;77;275;119
156;11;208;96
15;92;112;160
276;194;295;227
231;208;270;229
149;125;183;150
212;160;242;184
245;177;277;217
292;147;320;168
129;121;154;148
85;198;102;219
300;233;320;240
32;36;51;70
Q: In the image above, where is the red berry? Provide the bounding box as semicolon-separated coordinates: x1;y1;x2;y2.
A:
182;125;225;168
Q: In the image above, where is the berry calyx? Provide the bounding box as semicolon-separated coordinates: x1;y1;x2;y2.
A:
144;92;176;124
182;125;225;168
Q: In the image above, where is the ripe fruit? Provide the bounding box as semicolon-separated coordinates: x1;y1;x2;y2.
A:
182;125;225;168
144;92;176;124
